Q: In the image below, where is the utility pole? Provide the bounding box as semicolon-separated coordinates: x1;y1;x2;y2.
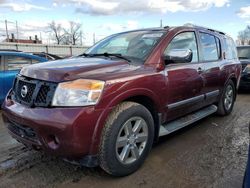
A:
5;20;9;42
93;33;95;45
16;20;19;43
80;31;83;46
40;32;42;43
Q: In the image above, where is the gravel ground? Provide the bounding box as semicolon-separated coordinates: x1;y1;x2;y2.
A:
0;93;249;188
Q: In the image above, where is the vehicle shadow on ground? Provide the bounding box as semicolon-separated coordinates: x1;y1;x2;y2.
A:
238;89;250;95
0;117;210;187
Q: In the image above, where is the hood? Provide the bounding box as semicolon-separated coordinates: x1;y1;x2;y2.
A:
20;57;140;82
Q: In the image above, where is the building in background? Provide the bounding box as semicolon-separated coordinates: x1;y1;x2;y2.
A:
3;33;42;44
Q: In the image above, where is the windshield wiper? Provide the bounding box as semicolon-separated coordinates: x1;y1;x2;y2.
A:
79;53;90;57
79;52;131;63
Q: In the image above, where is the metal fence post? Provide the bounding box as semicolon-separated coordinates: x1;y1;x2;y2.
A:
70;46;72;56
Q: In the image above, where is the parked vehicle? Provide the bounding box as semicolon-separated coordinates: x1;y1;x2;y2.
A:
237;46;250;90
31;52;62;61
0;51;48;104
2;25;241;176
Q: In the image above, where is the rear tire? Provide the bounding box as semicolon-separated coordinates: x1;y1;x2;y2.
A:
217;80;236;116
99;102;154;176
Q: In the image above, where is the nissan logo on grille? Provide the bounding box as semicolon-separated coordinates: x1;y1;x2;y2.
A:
21;85;28;98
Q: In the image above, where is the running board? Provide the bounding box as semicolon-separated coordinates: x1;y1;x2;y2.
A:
159;105;217;137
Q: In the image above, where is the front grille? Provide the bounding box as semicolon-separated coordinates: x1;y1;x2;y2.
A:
17;80;36;103
13;75;57;107
35;85;50;104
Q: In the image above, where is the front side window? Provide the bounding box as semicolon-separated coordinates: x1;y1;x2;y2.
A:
86;31;166;62
164;32;198;63
6;56;32;70
200;33;219;61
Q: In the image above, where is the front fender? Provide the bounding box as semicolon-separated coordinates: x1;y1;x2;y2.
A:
89;88;162;155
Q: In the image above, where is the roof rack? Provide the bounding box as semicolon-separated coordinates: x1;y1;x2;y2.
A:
183;23;226;35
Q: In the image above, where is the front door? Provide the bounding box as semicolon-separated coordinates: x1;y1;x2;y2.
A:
163;31;204;122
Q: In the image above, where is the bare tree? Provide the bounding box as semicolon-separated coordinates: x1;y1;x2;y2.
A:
64;21;82;45
48;21;65;45
238;25;250;45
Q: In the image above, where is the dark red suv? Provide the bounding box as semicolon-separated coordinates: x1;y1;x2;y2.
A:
2;25;241;176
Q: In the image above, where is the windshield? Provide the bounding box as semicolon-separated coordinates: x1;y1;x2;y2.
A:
85;30;166;62
237;47;250;59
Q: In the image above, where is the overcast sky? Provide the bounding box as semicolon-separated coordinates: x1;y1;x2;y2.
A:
0;0;249;46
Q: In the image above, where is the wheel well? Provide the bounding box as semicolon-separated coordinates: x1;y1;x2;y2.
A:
230;77;237;88
123;96;159;142
229;77;237;100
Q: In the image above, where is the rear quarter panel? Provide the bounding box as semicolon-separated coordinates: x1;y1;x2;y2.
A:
0;68;19;104
0;70;5;104
219;59;241;90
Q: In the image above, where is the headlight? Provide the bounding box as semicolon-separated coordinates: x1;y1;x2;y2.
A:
243;64;250;73
52;79;105;107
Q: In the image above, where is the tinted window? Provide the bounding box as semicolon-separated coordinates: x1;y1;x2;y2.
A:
224;37;237;60
215;37;221;59
200;33;219;61
6;56;32;70
164;32;198;62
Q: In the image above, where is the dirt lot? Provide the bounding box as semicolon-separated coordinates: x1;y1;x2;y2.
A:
0;93;249;188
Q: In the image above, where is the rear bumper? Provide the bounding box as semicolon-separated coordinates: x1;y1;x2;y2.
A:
2;98;103;159
240;73;250;89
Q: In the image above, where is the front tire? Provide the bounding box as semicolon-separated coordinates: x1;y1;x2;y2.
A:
217;80;236;116
99;102;154;176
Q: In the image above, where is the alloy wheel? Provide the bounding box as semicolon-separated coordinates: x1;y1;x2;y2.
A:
116;116;148;165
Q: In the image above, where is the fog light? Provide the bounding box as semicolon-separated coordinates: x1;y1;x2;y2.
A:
46;135;60;149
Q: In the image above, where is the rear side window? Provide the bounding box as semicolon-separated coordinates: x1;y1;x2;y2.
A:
32;59;41;64
6;56;32;70
164;32;198;63
224;37;237;60
200;32;220;61
0;56;3;71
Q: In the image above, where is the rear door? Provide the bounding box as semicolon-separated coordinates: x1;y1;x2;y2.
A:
164;30;205;121
198;32;221;104
3;55;32;98
0;55;5;102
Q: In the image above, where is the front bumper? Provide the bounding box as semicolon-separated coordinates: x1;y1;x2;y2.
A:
2;97;103;159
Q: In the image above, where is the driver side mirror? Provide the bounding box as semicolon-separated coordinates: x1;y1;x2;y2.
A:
164;49;193;64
